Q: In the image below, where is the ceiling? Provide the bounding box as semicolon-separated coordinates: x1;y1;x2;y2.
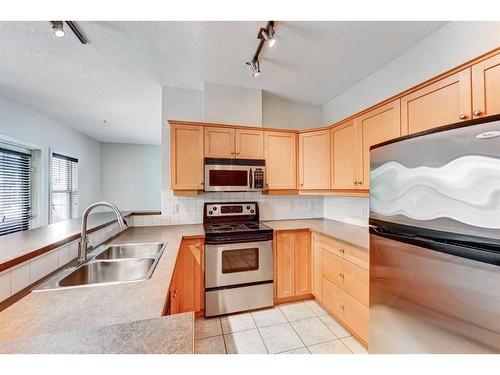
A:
0;21;446;145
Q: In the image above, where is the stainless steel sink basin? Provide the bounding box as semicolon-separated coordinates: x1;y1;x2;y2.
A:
58;258;156;287
34;241;167;291
95;243;163;260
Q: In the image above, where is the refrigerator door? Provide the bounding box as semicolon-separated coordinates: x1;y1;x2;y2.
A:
370;117;500;242
370;228;500;353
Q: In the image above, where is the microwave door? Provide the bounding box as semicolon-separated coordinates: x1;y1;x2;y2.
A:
205;165;251;192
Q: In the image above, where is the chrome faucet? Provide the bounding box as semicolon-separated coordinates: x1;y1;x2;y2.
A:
78;202;128;264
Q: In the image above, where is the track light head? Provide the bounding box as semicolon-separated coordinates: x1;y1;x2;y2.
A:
246;59;261;77
51;21;65;38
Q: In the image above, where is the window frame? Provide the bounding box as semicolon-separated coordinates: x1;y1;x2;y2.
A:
0;142;34;236
48;150;79;224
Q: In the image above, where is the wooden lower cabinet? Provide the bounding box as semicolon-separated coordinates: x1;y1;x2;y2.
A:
311;232;369;347
168;238;204;315
322;277;369;345
275;230;311;301
311;234;322;301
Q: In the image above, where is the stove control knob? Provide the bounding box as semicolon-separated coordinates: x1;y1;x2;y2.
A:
213;207;217;211
250;209;255;214
209;211;213;215
246;206;250;210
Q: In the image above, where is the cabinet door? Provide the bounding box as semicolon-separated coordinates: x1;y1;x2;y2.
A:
176;239;204;313
275;231;295;299
311;234;322;301
169;269;180;315
170;124;204;190
331;121;358;190
264;131;297;190
299;130;331;190
204;126;235;158
356;100;401;189
401;69;472;135
235;129;264;159
294;231;311;296
472;53;500;118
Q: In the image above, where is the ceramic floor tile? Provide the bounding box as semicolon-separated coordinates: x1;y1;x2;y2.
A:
308;339;352;354
251;307;287;328
224;329;268;354
278;302;316;322
221;312;256;334
259;322;304;354
341;336;368;354
304;300;328;316
195;336;226;354
319;314;350;338
279;347;310;354
194;317;222;339
290;317;337;346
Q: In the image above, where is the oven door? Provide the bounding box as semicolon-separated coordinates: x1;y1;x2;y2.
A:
204;165;251;192
205;240;273;289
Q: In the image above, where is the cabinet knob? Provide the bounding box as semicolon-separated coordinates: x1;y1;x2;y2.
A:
357;181;362;185
353;180;357;185
459;114;467;120
473;110;482;117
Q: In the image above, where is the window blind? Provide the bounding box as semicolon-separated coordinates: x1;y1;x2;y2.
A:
50;153;79;223
0;147;32;236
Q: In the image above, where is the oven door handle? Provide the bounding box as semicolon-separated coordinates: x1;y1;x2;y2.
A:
249;168;253;189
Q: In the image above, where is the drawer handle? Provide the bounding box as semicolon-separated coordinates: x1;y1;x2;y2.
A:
339;248;345;254
339;272;345;279
339;304;345;310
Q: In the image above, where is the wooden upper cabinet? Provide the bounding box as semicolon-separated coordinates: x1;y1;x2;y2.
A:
472;53;500;118
264;131;297;190
299;130;331;190
204;126;235;158
170;124;204;190
294;231;311;296
275;231;296;299
331;121;358;190
235;128;264;159
401;68;472;135
356;99;401;189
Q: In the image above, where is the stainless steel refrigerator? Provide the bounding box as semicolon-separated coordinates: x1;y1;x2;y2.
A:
369;115;500;354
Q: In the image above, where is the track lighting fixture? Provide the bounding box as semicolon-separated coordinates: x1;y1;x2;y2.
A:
246;21;276;77
49;21;88;44
247;59;261;77
51;21;65;38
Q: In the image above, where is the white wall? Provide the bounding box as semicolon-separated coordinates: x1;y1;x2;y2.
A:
100;143;161;211
322;21;500;125
262;91;323;129
0;94;101;226
203;82;263;126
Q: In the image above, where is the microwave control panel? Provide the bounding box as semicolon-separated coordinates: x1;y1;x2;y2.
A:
253;168;264;189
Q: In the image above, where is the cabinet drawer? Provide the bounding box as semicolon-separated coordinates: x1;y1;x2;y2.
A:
316;233;368;270
322;277;368;344
321;249;369;306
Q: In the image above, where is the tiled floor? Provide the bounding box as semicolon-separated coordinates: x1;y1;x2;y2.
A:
194;299;368;354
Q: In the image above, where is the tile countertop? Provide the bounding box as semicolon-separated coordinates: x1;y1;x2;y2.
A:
263;218;369;250
0;225;204;344
0;313;194;354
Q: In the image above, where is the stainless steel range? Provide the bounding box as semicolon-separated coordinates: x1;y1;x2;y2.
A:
204;202;274;317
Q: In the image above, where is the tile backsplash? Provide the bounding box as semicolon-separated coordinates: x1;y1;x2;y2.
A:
323;196;369;227
155;190;324;225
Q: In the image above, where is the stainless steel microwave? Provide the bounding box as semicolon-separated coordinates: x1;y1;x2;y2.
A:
204;158;265;192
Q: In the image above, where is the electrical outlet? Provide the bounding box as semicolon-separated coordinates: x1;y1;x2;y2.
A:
172;204;179;214
289;201;295;210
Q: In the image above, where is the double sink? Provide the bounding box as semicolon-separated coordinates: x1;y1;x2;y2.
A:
37;242;166;290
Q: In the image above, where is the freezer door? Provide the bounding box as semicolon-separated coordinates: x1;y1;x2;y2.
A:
369;230;500;353
369;117;500;241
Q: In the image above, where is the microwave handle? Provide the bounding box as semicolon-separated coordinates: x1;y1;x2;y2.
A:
249;168;253;189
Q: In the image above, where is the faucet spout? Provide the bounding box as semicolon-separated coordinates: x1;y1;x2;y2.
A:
78;202;128;264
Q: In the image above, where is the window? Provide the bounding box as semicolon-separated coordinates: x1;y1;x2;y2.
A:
50;153;78;223
0;145;32;236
